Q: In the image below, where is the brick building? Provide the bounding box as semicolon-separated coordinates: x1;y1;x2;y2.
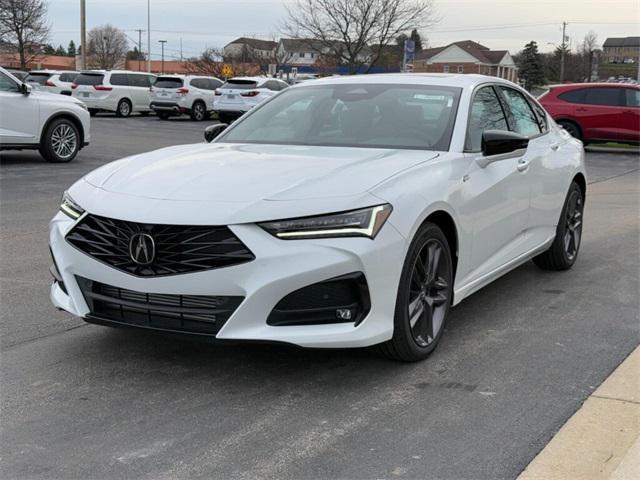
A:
414;40;517;81
602;37;640;64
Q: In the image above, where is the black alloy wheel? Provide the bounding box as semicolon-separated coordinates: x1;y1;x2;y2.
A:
534;181;585;270
377;222;453;361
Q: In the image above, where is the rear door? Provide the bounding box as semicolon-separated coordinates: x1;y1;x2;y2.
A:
566;87;625;141
153;76;183;102
73;72;106;100
621;87;640;143
128;74;153;110
219;79;258;109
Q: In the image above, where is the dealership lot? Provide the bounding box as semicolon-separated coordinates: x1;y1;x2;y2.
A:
1;116;638;478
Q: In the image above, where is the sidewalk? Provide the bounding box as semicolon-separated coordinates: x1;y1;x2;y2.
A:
519;346;639;480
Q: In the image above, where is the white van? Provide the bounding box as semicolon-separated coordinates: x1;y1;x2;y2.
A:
72;70;156;117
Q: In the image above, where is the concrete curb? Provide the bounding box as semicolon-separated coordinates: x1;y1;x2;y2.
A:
518;346;639;480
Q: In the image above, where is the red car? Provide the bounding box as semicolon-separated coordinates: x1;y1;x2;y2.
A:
539;83;640;145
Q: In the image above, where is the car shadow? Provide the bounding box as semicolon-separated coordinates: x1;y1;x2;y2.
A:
0;150;47;165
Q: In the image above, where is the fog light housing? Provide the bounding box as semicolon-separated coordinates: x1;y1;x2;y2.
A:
267;272;370;326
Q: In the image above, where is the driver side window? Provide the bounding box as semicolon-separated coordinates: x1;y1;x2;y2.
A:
0;72;20;93
466;86;508;151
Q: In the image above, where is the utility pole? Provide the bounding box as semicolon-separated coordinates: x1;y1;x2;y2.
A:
180;38;183;61
135;29;144;71
560;21;568;83
147;0;151;72
159;40;167;74
80;0;86;70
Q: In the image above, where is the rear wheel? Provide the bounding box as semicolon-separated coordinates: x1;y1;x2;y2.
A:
88;109;98;117
157;112;170;120
190;101;207;121
40;118;80;163
558;120;582;141
116;98;131;118
533;182;584;270
376;222;453;362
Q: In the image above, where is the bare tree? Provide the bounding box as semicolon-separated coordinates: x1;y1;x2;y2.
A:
282;0;436;73
0;0;50;68
184;48;261;78
87;24;128;69
582;31;598;82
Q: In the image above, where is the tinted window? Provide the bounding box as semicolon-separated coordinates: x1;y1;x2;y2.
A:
25;72;51;85
584;88;624;106
558;89;586;103
190;78;206;89
129;74;151;87
209;78;223;89
110;73;129;86
74;73;104;85
499;87;541;137
220;84;461;151
155;77;183;88
58;72;77;82
625;88;640;107
467;86;509;151
0;72;19;92
221;80;257;90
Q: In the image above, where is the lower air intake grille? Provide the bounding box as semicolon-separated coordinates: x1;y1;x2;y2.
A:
77;277;243;335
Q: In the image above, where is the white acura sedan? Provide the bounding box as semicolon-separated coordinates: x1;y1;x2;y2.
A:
50;74;586;361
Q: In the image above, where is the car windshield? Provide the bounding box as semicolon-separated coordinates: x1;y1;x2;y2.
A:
155;77;183;88
219;83;461;151
75;73;104;85
221;80;258;90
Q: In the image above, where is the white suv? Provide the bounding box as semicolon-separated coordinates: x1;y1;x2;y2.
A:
150;75;223;121
214;76;288;123
72;70;156;117
0;67;90;163
26;70;78;95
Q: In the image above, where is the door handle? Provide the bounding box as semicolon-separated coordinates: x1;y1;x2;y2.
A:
550;143;560;151
576;107;587;112
517;159;530;172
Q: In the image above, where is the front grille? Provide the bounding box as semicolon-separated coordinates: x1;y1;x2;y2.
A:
66;214;254;277
77;277;243;335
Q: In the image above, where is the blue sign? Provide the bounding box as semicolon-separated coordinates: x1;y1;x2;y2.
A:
404;39;415;64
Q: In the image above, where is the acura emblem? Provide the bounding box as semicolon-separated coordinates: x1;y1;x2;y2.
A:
129;233;155;265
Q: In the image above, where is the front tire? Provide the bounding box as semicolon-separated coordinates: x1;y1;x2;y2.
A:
40;118;80;163
533;182;584;270
376;222;453;362
558;120;582;141
116;98;132;118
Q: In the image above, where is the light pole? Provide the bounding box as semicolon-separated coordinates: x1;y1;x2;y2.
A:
147;0;151;72
80;0;86;70
158;40;167;74
560;22;568;82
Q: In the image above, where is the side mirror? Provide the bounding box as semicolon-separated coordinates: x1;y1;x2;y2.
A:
481;130;528;157
20;82;32;95
204;123;228;143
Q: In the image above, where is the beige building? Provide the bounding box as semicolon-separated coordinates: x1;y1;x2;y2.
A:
223;37;278;62
602;37;640;64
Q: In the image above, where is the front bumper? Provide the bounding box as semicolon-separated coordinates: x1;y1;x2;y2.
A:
49;211;406;348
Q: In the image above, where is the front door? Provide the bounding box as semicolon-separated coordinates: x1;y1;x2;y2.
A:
0;71;39;145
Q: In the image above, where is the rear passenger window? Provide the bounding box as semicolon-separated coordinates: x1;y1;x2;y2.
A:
626;89;640;107
584;88;624;106
209;78;223;90
467;86;509;151
190;78;204;89
110;73;129;86
499;87;541;137
129;74;150;87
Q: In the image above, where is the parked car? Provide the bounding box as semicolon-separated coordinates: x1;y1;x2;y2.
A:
71;70;156;117
150;75;223;121
0;67;90;163
539;83;640;145
25;70;78;95
214;76;288;123
50;74;586;361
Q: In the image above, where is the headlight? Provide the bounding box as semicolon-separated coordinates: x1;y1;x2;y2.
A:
259;204;392;240
60;191;85;220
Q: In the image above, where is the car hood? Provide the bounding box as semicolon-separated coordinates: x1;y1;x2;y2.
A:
74;142;438;225
33;89;85;107
85;142;438;202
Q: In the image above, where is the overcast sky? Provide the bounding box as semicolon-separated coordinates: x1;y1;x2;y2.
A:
48;0;640;60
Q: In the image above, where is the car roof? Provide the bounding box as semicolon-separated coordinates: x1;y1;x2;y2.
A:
290;73;517;90
28;70;66;74
548;82;639;90
80;70;155;75
227;76;277;83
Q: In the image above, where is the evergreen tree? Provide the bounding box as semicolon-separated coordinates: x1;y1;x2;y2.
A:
410;29;423;51
43;43;56;55
67;40;76;57
517;41;544;90
55;44;66;56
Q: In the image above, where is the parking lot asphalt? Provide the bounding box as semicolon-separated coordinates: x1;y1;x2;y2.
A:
1;115;639;479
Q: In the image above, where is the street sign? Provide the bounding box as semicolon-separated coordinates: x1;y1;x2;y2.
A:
222;64;233;78
403;40;416;72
